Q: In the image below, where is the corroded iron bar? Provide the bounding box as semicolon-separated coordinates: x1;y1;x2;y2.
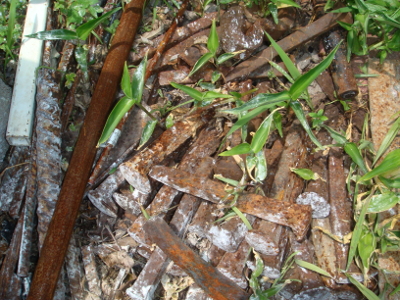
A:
27;1;146;299
323;30;358;99
149;165;312;241
143;217;251;300
226;12;352;82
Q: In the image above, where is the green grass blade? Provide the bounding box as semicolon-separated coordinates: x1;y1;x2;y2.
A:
344;142;368;174
219;142;252;156
170;82;203;101
224;105;272;140
203;91;233;99
379;176;400;188
251;113;274;154
98;96;135;146
76;7;121;40
289;101;323;149
366;192;399;214
207;19;219;55
294;259;333;278
26;29;78;40
346;193;373;270
232;207;252;230
121;62;132;98
138;119;157;149
217;50;245;65
360;149;400;181
187;52;214;78
265;32;300;80
221;91;290;114
289;42;342;100
132;55;147;103
255;149;267;182
276;0;301;8
345;274;380;300
6;0;18;55
269;60;295;84
321;125;348;144
214;174;239;187
373;116;400;165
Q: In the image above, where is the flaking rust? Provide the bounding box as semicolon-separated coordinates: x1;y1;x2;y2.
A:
149;165;312;241
143;217;251;300
119;109;214;194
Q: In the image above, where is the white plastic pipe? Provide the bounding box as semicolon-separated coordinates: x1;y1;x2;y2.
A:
6;0;49;146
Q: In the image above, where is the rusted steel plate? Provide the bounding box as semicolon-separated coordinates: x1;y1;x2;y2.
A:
226;12;352;82
27;0;146;298
143;217;251;300
323;30;358;99
119;111;214;194
149;165;312;241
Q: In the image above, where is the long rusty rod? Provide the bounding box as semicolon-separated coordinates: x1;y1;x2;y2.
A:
27;1;146;299
87;0;189;186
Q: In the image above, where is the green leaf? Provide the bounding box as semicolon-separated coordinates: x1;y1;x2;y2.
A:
373;116;400;165
219;143;252;156
26;29;78;40
290;168;319;180
345;274;380;300
344;142;368;174
214;174;239;187
203;91;233;99
289;101;324;149
255;150;267;182
132;55;147;103
98;96;135;145
251;113;274;154
75;45;89;81
121;62;132;98
187;52;214;78
224;105;272;141
276;0;301;8
295;259;333;278
170;82;203;101
346;193;372;270
232;207;252;230
222;91;290;114
6;0;18;54
273;111;283;137
217;50;245;65
268;2;279;24
289;42;342;100
165;114;174;129
322;125;348;144
207;19;219;55
360;149;400;181
211;71;221;83
76;7;121;40
358;228;375;270
265;32;300;80
330;7;354;13
366;192;399;213
379;176;400;188
138;119;157;149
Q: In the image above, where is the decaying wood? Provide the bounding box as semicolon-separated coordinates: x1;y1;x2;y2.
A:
27;0;146;298
143;217;251;300
323;30;358;99
149;165;312;241
226;12;352;82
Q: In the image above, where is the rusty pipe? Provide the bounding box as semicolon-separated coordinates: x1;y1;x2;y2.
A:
27;1;146;299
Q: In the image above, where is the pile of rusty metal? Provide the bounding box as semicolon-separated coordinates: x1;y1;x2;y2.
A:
1;0;389;298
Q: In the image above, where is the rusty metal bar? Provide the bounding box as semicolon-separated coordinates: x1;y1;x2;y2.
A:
225;12;352;82
323;30;358;99
88;0;189;185
143;217;251;300
149;165;312;241
27;1;146;299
